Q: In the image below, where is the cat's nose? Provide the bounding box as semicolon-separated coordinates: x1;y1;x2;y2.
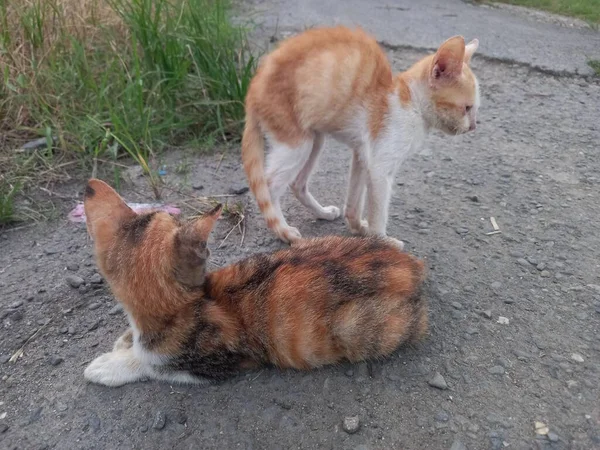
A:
469;122;477;131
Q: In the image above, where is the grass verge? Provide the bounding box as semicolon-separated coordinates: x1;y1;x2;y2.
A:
484;0;600;24
588;60;600;76
0;0;257;225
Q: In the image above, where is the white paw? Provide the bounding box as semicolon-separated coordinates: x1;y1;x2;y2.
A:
84;350;147;387
347;218;369;236
278;226;302;244
384;236;405;250
318;206;341;221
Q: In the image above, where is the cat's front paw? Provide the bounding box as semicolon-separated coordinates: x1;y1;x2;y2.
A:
346;218;369;236
277;226;302;244
84;350;147;387
318;206;341;221
112;329;133;351
384;236;405;250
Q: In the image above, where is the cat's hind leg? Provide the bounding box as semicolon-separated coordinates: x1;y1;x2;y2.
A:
344;148;369;235
264;136;314;243
291;132;340;221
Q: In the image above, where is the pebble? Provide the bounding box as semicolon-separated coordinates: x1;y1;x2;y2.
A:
571;353;584;363
488;365;505;375
435;411;450;422
66;263;79;272
547;432;559;442
517;258;530;267
0;423;8;433
90;273;103;284
536;262;547;271
25;294;35;302
342;416;360;434
139;425;149;433
451;302;463;310
88;414;101;432
192;184;204;190
455;228;469;235
0;355;10;364
152;411;167;430
173;410;187;425
87;320;100;332
451;310;464;320
65;275;84;288
9;301;23;309
68;326;76;335
465;327;478;335
491;282;502;289
479;310;492;319
88;302;102;310
48;356;64;366
503;298;515;304
540;270;551;278
229;186;249;195
108;304;123;315
428;372;448;390
449;439;468;450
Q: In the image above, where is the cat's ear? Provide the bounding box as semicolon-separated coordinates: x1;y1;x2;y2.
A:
172;204;222;287
83;179;135;242
430;36;465;84
464;38;479;64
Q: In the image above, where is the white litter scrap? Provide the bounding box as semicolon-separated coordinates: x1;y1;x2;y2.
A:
486;216;502;235
497;316;510;325
535;421;549;435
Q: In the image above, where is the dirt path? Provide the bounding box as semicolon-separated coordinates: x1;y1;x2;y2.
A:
1;9;600;450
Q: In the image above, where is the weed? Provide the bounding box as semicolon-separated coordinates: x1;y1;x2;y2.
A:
588;59;600;76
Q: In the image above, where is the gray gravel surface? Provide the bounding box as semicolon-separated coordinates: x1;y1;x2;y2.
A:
1;15;600;450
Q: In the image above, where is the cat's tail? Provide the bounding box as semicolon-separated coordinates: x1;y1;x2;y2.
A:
242;109;281;238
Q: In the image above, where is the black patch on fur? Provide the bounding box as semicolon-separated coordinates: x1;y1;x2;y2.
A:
139;315;176;349
84;184;95;198
121;212;157;244
225;254;284;295
323;261;378;298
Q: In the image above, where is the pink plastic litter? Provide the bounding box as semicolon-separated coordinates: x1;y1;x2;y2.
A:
68;202;181;223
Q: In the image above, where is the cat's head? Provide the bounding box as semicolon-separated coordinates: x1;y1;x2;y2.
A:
410;36;479;135
83;179;222;299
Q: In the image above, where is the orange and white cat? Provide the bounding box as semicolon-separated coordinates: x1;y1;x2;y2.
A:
242;26;479;246
83;179;427;386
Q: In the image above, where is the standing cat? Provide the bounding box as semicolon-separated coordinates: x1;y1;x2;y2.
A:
83;179;427;386
242;26;479;245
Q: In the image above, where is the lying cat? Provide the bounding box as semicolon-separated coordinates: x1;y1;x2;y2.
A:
242;26;479;246
83;179;427;387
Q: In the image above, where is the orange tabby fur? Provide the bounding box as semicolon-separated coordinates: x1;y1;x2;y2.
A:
242;26;479;244
83;179;427;386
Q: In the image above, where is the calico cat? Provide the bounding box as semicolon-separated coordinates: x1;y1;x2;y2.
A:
83;179;427;386
242;26;479;246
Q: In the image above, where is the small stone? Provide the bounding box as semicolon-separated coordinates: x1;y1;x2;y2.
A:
0;423;8;433
108;304;123;315
229;186;249;195
479;310;492;319
90;273;103;284
25;294;35;302
540;270;551;278
9;301;23;309
87;320;100;332
27;407;43;425
503;298;515;304
488;365;505;375
88;302;101;311
466;327;479;335
451;310;464;320
56;402;68;412
65;275;84;288
535;421;549;435
571;353;584;363
451;302;463;310
342;416;360;434
527;256;539;265
173;410;187;424
68;326;76;335
450;438;468;450
491;282;502;289
44;247;60;255
192;184;204;190
468;195;479;202
536;262;547;271
0;355;10;364
345;369;354;377
152;411;167;430
79;285;90;294
547;432;559;442
428;372;448;390
435;411;450;422
88;414;101;432
455;228;469;235
497;316;509;325
48;356;63;366
66;263;79;272
517;258;530;267
139;425;148;433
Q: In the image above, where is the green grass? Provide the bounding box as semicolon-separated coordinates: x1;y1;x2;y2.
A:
0;0;257;224
488;0;600;24
589;59;600;75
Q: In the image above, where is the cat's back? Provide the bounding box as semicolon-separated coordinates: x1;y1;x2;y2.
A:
247;26;393;133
